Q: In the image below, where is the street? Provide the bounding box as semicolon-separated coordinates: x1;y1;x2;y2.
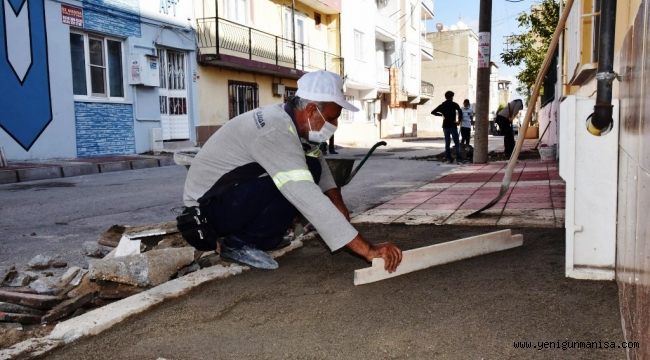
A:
0;143;453;269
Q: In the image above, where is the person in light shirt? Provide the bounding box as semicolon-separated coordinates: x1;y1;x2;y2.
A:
180;71;402;271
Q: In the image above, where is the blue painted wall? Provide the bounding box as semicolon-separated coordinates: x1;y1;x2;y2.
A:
75;102;135;156
83;0;141;37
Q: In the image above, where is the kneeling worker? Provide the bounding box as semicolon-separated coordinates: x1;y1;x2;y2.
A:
180;70;402;271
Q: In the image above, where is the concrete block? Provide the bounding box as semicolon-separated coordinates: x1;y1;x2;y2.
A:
16;167;62;182
0;169;17;184
130;158;159;169
98;161;131;173
88;247;195;287
157;157;176;166
61;163;99;177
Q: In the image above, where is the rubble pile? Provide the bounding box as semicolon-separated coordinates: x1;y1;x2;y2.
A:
0;221;225;346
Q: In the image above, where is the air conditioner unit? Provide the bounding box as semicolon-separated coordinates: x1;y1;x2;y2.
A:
272;83;285;96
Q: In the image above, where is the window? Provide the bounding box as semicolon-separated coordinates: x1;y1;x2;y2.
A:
70;32;124;98
283;8;307;44
340;95;355;123
226;0;249;24
284;86;297;102
354;30;364;61
228;81;258;119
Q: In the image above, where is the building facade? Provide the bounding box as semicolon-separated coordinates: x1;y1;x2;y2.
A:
557;0;649;355
336;0;434;146
193;0;343;145
0;0;199;160
418;25;477;137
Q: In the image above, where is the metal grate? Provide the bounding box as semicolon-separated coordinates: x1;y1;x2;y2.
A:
228;81;259;119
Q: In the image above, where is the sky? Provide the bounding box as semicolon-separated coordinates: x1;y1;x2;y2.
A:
427;0;539;92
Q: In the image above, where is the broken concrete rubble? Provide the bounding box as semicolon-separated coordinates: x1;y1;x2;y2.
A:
88;247;195;287
42;293;95;324
0;302;44;316
27;255;53;270
82;241;111;258
97;225;126;248
0;266;16;284
3;272;36;287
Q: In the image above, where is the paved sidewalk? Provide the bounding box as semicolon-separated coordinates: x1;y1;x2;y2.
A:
0;154;177;184
352;159;565;228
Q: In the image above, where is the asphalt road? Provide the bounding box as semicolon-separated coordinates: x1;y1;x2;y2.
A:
0;147;452;269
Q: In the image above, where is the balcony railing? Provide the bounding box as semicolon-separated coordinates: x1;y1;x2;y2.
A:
196;17;343;75
421;80;434;97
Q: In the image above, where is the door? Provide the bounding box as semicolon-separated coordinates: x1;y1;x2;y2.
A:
158;48;189;140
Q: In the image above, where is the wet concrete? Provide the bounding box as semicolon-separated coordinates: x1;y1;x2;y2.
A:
48;225;624;360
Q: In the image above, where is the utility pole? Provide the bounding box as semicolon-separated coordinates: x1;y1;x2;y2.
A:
473;0;492;163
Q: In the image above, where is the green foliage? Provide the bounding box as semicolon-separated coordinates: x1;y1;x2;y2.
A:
500;0;560;99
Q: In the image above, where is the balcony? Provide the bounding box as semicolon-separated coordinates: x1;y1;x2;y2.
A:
196;17;343;79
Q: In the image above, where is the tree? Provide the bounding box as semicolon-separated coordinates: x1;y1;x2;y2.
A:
500;0;560;100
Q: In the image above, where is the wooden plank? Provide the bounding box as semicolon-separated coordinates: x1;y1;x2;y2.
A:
354;230;523;286
0;290;62;310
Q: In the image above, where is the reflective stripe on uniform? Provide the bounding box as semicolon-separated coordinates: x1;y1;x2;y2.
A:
272;169;314;189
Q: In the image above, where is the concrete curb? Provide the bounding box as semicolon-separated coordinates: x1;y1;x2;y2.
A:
0;156;177;185
0;238;308;360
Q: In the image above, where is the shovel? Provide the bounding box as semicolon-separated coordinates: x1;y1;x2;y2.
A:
466;0;574;218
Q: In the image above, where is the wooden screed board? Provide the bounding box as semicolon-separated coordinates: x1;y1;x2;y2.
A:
354;229;523;286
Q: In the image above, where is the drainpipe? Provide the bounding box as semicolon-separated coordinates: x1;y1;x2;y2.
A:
292;0;297;69
588;0;616;136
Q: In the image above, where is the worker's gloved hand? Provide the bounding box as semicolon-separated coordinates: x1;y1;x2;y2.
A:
368;242;403;273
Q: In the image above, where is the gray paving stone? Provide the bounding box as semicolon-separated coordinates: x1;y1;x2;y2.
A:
61;163;99;177
17;167;62;182
0;169;17;184
130;159;159;169
98;161;131;173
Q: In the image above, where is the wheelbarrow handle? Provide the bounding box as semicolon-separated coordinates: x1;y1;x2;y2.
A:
343;141;387;186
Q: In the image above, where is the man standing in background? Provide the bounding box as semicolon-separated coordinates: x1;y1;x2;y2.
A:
460;99;474;146
431;91;463;163
495;99;524;158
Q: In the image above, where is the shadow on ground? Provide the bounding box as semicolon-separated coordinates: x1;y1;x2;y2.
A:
48;225;623;360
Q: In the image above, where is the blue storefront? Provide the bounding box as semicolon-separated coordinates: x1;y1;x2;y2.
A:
0;0;198;160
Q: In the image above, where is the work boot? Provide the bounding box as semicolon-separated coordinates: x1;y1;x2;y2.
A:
220;237;278;270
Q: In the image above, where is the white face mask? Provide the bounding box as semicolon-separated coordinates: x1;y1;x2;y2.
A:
307;107;337;144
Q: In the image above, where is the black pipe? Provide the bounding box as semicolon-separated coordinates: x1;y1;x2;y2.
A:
591;0;617;133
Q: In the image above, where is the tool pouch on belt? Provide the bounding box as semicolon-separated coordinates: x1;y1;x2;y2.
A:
177;163;267;251
176;206;217;251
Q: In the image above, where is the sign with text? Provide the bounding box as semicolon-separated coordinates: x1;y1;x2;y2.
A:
61;4;83;27
478;32;491;68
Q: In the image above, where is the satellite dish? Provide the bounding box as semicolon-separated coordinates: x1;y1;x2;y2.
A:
435;23;443;32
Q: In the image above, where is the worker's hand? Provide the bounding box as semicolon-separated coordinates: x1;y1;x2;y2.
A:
367;242;403;273
345;235;402;272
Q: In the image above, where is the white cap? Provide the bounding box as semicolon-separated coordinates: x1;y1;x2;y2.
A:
296;70;359;112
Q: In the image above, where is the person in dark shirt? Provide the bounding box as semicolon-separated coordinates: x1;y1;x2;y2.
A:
431;91;463;163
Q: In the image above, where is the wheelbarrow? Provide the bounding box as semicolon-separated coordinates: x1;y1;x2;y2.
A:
174;142;388;187
325;141;387;187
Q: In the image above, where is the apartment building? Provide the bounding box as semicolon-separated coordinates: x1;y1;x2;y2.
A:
0;0;198;160
193;0;343;145
555;0;649;355
336;0;434;146
417;25;477;137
